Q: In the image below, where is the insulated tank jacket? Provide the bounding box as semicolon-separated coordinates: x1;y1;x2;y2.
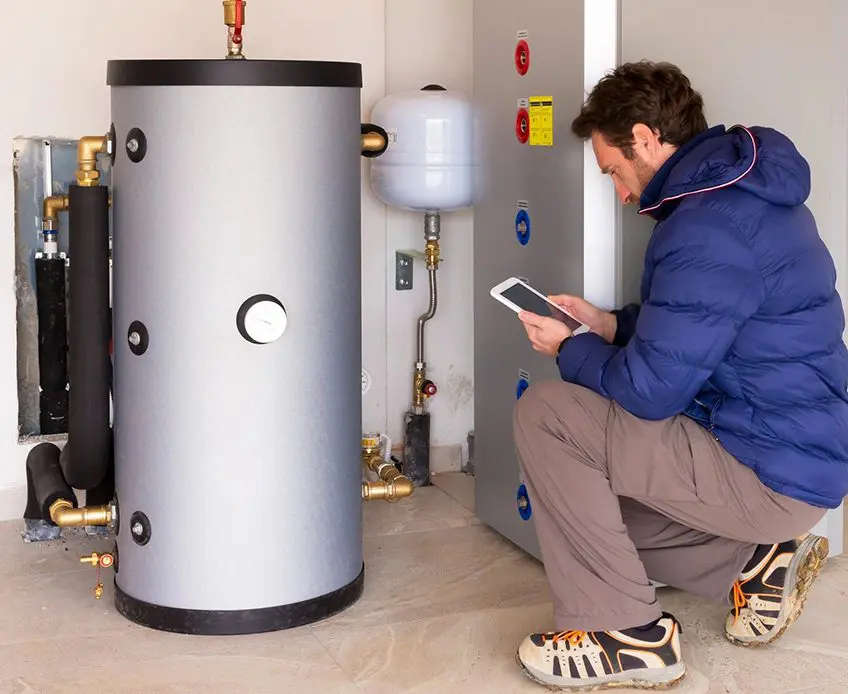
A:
558;124;848;509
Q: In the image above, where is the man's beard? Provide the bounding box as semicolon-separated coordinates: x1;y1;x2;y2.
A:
628;157;657;205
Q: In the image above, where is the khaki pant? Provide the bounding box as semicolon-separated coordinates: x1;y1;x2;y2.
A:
512;381;826;632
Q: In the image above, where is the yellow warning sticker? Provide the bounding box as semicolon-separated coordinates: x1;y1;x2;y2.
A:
528;96;553;147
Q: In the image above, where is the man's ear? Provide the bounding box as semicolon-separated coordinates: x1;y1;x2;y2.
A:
631;123;661;157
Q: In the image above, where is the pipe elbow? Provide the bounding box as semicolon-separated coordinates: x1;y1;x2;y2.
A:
42;195;69;230
361;132;386;153
49;499;112;528
76;135;108;186
361;124;389;158
391;475;414;500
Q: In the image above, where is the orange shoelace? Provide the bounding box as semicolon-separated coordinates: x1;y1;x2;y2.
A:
732;580;748;623
547;630;586;646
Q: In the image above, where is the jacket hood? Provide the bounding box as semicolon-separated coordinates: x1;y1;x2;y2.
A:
639;125;812;219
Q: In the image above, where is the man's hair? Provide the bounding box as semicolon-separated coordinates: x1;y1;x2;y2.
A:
571;61;708;157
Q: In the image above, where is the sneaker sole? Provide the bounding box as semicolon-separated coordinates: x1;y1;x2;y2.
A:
515;653;686;691
725;533;829;648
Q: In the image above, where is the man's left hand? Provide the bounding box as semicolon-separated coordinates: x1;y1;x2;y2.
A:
518;311;572;357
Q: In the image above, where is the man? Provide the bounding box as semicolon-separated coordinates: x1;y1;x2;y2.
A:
512;61;848;690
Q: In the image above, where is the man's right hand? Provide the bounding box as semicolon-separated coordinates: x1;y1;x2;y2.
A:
548;295;617;343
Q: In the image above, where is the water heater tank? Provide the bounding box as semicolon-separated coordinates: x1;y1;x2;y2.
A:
369;85;473;211
107;59;364;635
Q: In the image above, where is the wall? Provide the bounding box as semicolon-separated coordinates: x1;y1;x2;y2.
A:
380;0;475;456
620;0;848;307
0;0;387;519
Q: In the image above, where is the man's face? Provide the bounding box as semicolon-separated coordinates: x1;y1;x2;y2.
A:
591;131;658;205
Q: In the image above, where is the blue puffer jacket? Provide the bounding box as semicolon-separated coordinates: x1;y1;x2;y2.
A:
558;124;848;509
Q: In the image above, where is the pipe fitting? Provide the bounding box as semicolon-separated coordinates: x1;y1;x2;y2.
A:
42;194;69;231
361;132;387;154
75;135;108;187
80;551;114;569
49;499;113;527
413;365;428;410
361;451;413;503
424;240;441;270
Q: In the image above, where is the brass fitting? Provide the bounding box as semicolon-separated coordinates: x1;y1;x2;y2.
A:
80;552;114;569
413;366;427;410
424;239;441;270
361;450;414;503
75;135;108;187
361;132;387;154
223;0;243;25
223;0;246;58
49;499;112;527
42;194;69;231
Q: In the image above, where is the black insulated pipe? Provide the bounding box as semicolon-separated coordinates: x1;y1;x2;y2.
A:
85;433;115;508
35;256;69;434
24;442;76;521
403;411;431;487
60;184;111;490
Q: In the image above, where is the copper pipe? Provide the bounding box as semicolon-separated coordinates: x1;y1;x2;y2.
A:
49;499;112;527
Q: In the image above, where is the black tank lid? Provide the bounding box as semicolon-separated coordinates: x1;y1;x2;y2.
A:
107;59;362;88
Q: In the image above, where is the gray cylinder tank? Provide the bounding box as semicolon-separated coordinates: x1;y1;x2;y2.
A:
107;59;364;635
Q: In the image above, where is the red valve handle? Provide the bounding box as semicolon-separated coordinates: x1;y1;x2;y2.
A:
233;0;244;44
422;380;438;397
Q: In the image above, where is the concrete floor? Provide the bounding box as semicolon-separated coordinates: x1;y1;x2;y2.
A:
1;475;846;693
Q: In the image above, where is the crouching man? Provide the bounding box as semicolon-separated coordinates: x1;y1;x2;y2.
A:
513;61;848;690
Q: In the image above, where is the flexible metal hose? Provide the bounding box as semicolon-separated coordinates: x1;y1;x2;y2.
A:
417;266;438;364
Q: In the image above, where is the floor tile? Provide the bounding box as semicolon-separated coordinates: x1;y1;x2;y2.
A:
432;472;475;512
363;486;477;538
313;604;553;694
0;634;358;694
326;524;551;630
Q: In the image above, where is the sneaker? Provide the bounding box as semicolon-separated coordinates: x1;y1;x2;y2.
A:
516;613;685;690
725;533;829;647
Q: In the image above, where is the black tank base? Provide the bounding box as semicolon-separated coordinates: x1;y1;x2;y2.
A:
403;410;431;487
114;564;364;636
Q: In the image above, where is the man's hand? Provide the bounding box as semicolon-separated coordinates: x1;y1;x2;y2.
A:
519;311;572;357
547;295;616;343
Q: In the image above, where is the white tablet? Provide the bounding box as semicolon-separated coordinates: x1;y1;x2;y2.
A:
490;277;587;333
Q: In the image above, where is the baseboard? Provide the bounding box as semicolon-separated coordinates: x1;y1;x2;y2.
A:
0;485;25;523
431;444;464;474
391;443;464;475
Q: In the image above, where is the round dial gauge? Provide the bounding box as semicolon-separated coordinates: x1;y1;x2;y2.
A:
237;295;287;344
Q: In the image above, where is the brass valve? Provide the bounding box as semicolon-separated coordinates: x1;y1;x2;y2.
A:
413;367;438;409
223;0;246;58
80;552;114;600
80;552;114;569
